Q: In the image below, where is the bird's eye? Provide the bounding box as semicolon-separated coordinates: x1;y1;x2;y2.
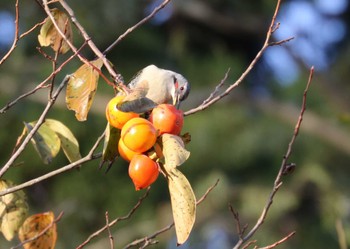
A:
180;86;184;91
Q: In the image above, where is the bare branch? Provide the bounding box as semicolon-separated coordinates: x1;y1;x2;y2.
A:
229;204;247;239
123;179;220;249
103;0;173;55
257;231;296;249
232;67;314;249
76;188;151;249
184;0;293;116
0;0;20;66
105;211;115;249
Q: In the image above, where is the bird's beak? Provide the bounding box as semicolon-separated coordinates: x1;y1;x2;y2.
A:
173;92;181;109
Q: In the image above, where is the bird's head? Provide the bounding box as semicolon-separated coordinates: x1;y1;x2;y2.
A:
169;71;190;108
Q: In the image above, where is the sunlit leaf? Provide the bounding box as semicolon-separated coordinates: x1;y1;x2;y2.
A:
44;119;81;163
66;58;104;121
38;8;73;54
0;180;28;241
18;212;57;249
100;124;120;171
167;168;196;245
161;133;190;169
24;122;60;164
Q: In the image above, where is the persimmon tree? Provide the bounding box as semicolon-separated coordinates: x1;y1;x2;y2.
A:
0;0;314;248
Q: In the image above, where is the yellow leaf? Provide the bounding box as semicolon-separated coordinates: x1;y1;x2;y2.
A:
66;58;103;121
38;8;73;54
44;119;81;163
167;168;196;245
0;180;28;241
161;133;190;170
25;122;61;164
18;212;57;249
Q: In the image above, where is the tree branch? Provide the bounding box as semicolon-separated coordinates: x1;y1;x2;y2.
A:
185;0;293;116
233;67;314;249
103;0;173;55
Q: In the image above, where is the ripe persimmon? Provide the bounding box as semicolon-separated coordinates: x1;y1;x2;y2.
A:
106;95;139;129
121;117;157;153
128;155;159;190
118;139;140;162
149;104;184;135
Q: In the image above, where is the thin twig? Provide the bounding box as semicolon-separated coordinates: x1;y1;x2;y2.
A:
11;211;64;249
19;19;46;39
185;0;292;116
0;0;20;65
76;188;151;249
103;0;172;55
201;68;231;106
123;179;219;249
257;231;296;249
232;67;314;249
105;211;115;249
229;204;247;239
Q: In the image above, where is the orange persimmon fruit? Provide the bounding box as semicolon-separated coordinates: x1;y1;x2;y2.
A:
149;104;184;135
121;117;157;153
106;95;139;129
118;138;140;162
128;154;159;190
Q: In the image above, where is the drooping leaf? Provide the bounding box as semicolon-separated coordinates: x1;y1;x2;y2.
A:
38;8;73;54
24;122;61;164
100;124;120;171
167;168;196;245
44;119;81;163
161;133;190;169
18;212;57;249
0;180;28;241
66;58;104;121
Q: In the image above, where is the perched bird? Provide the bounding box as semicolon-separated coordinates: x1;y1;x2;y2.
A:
118;65;190;113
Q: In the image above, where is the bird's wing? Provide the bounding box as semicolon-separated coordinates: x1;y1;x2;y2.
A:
118;80;156;113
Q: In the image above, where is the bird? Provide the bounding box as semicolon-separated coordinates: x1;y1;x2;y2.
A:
117;65;190;113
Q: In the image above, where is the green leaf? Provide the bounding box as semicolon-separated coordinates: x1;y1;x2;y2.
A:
0;180;28;241
167;168;196;245
66;58;103;121
24;122;61;164
44;119;81;163
100;124;120;171
38;8;73;54
161;133;190;169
